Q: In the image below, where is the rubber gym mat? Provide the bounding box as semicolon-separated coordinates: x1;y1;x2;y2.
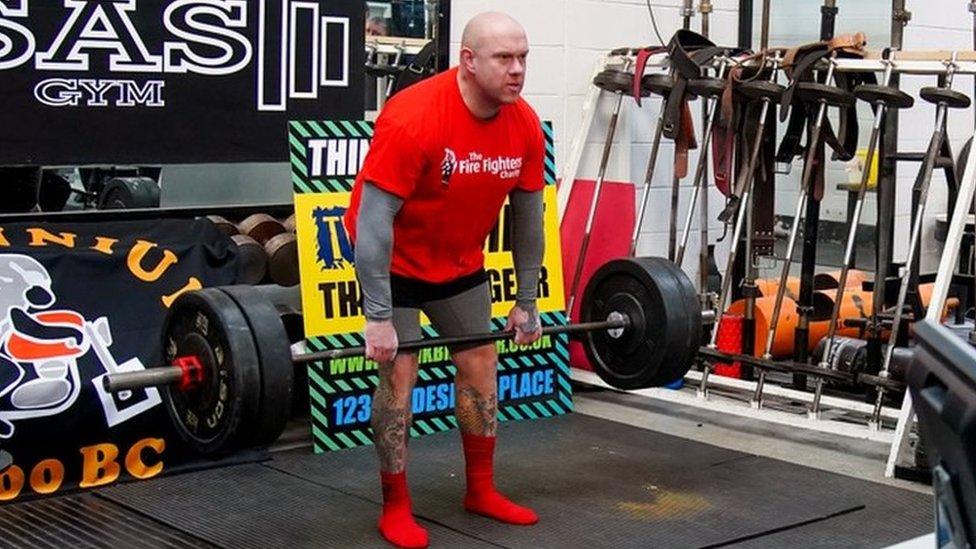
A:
718;477;933;549
0;493;213;548
97;463;498;549
269;413;933;548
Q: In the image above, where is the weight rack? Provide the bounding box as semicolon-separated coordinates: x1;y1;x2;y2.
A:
564;1;976;479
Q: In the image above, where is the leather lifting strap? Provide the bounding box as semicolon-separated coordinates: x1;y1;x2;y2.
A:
631;46;668;106
775;32;871;200
390;40;438;97
713;50;774;196
662;30;729;178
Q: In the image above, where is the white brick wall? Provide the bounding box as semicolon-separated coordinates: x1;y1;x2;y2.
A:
898;0;975;271
763;0;975;273
449;1;739;283
448;0;975;277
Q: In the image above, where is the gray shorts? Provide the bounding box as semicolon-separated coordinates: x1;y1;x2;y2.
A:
392;281;492;353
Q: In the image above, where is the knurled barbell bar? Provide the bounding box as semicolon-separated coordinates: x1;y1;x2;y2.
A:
108;319;632;392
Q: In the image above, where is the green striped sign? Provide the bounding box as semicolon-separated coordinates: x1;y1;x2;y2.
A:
289;119;373;194
290;119;571;453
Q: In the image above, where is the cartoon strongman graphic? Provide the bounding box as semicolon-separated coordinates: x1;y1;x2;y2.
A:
0;254;160;438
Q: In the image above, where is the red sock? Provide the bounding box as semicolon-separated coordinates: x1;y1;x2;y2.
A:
378;471;428;548
461;433;538;525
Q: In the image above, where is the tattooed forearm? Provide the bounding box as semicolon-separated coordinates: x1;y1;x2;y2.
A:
456;387;498;436
372;372;412;473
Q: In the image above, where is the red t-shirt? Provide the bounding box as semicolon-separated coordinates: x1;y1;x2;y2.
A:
344;67;545;283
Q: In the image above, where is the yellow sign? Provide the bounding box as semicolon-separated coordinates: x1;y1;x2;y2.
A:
295;186;566;338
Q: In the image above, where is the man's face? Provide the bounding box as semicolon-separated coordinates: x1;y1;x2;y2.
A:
467;31;528;106
366;19;387;37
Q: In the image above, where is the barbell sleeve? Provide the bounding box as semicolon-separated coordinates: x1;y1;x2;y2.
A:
104;367;183;393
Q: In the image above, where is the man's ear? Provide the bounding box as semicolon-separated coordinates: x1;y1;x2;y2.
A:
459;47;475;73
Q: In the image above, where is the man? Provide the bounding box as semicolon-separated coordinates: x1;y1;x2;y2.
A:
366;15;389;37
343;11;545;549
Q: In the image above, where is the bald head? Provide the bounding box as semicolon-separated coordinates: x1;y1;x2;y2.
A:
456;12;529;117
460;12;526;51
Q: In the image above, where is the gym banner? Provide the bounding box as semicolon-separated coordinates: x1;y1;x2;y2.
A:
289;119;573;453
0;0;364;165
0;219;238;502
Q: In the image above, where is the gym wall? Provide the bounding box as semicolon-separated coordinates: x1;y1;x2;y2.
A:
895;0;975;271
449;0;740;285
450;0;976;277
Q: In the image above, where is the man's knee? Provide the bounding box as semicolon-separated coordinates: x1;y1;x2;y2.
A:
453;344;497;377
379;352;420;396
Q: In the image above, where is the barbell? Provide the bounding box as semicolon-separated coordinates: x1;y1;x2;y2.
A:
104;256;704;456
103;254;907;457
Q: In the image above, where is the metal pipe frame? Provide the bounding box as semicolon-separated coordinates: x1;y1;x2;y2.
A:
699;0;714;297
887;121;976;477
675;62;730;267
640;55;976;76
572;368;900;444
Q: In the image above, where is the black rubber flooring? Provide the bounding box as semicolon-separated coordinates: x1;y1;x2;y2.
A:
0;413;932;548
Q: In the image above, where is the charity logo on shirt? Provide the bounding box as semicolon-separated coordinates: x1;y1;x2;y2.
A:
451;151;523;181
440;148;457;185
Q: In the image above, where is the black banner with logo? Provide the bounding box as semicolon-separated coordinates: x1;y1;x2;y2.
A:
0;218;237;501
0;0;364;165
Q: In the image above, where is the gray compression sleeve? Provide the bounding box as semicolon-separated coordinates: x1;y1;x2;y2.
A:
355;182;404;321
509;189;545;307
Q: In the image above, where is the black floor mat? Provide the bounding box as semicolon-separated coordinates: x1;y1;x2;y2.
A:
2;413;933;548
267;414;932;548
724;480;933;548
97;464;496;548
0;493;213;548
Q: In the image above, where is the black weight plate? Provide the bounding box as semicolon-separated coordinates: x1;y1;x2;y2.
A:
162;289;262;456
920;87;971;109
219;285;294;449
854;84;914;109
252;284;303;314
737;80;785;102
622;257;697;386
795;82;855;108
38;171;72;212
252;285;304;344
593;69;640;95
641;74;674;97
98;176;160;209
98;179;134;210
686;77;725;98
580;256;700;389
659;258;703;383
